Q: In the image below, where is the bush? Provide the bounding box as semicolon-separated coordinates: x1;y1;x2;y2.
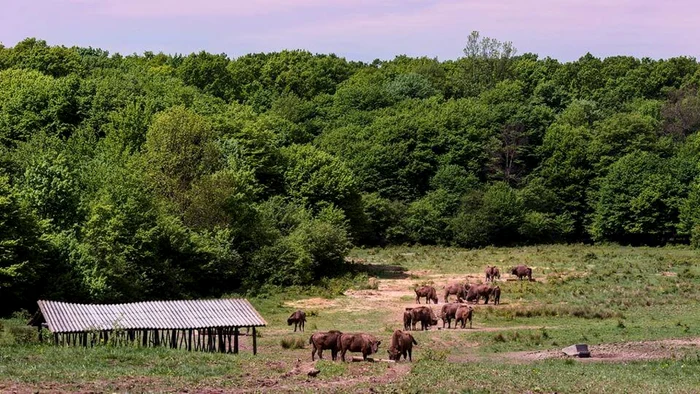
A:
280;336;306;349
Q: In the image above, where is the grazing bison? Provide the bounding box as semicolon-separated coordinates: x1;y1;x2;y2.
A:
485;266;500;282
492;286;501;305
466;284;495;304
415;286;438;304
455;305;474;329
403;310;412;331
440;303;462;329
511;265;533;281
411;306;439;331
339;333;381;361
387;330;418;362
287;310;306;332
309;330;343;361
443;283;469;303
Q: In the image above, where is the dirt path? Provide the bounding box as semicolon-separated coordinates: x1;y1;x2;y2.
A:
500;337;700;363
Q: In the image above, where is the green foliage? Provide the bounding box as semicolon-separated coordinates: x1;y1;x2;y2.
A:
0;69;79;146
0;176;48;315
3;37;700;315
280;336;306;349
178;51;234;101
591;152;684;244
452;182;525;246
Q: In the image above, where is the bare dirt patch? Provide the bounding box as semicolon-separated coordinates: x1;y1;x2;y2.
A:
236;360;412;393
501;337;700;363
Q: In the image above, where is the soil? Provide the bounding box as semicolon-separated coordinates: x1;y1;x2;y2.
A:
502;337;700;363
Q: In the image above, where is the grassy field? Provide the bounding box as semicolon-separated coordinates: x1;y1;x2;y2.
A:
3;244;700;393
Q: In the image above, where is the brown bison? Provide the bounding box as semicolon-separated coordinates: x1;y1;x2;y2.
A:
403;309;412;331
410;306;439;330
440;303;462;329
443;283;468;303
339;333;381;361
309;330;343;361
511;265;533;281
466;284;495;304
455;305;474;329
415;286;438;304
387;330;418;362
485;266;500;282
287;310;306;332
492;286;501;305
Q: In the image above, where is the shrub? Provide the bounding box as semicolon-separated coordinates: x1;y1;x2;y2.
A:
280;336;306;349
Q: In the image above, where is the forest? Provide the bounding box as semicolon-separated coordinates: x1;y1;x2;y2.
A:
2;33;700;315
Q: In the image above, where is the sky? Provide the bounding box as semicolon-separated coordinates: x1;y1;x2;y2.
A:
1;0;699;62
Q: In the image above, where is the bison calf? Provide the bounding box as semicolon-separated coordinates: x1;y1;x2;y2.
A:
403;310;412;331
309;330;343;361
455;305;473;329
287;310;306;332
387;330;418;362
485;265;500;282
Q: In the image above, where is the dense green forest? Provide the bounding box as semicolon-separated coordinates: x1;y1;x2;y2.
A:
2;34;700;315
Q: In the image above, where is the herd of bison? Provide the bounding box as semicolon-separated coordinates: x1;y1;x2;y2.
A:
286;264;535;363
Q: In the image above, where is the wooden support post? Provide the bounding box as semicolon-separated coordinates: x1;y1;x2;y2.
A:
154;330;160;347
233;327;239;354
188;330;192;351
252;327;257;355
171;330;177;349
142;330;148;347
218;328;224;353
229;327;233;353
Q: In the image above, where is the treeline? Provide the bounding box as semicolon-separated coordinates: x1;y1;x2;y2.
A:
2;34;700;314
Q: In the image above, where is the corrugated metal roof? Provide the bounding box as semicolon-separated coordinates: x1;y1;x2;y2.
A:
36;299;267;333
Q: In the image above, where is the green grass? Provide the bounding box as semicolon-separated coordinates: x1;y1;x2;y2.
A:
396;357;700;394
4;244;700;392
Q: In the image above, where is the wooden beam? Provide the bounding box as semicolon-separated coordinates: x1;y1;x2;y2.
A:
233;327;239;354
252;327;257;355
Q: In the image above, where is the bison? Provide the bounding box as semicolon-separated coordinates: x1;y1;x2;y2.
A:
411;306;438;331
339;333;381;361
415;286;438;304
466;284;495;304
443;283;468;303
485;266;500;282
511;265;533;281
455;305;474;329
309;330;343;361
387;330;418;362
287;310;306;332
440;303;462;329
403;310;412;331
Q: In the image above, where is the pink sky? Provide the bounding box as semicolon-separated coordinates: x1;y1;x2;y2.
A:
1;0;698;61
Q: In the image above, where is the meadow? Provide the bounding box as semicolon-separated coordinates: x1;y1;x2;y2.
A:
3;244;700;393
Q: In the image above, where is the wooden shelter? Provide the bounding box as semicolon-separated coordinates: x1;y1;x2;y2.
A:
29;299;266;354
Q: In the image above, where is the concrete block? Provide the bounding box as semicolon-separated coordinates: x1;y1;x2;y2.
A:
562;344;590;358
